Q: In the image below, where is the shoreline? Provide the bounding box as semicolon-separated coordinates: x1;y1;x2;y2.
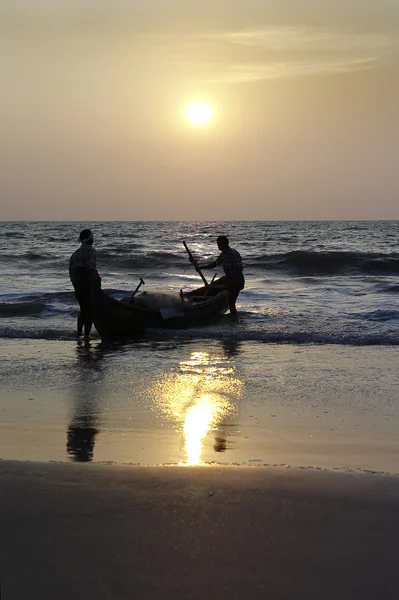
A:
2;417;399;473
1;461;399;599
1;456;398;477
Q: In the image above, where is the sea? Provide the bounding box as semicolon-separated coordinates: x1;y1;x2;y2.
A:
1;221;399;469
1;220;399;344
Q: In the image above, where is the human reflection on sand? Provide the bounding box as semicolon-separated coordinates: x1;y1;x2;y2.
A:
153;347;244;465
66;340;105;462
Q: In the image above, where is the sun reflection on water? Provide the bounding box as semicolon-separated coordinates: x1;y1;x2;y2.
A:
153;351;243;465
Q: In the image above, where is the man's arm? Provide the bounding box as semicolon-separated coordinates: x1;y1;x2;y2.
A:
188;255;217;270
197;260;217;270
86;247;98;277
200;252;223;270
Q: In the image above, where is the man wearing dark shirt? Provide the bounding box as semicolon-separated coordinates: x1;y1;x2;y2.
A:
194;236;245;315
69;229;97;337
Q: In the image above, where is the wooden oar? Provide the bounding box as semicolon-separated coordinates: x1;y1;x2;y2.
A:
130;277;145;299
204;272;217;298
183;241;209;289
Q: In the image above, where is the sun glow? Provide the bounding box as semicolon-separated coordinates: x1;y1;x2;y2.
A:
185;102;213;126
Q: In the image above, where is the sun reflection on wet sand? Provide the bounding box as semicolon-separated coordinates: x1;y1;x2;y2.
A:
153;351;243;465
184;396;216;465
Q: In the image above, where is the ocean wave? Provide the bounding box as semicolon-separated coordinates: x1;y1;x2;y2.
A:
47;236;71;242
0;288;140;319
97;243;142;257
0;251;54;263
100;251;183;270
375;283;399;294
4;231;23;238
5;247;399;278
0;290;81;317
0;289;133;305
343;225;369;231
0;327;79;340
0;302;47;317
354;309;399;322
0;291;76;304
249;250;399;276
31;291;74;301
25;251;54;262
2;324;399;346
149;328;399;346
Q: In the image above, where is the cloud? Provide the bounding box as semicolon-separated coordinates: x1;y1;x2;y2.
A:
1;2;398;87
200;26;398;83
207;58;376;84
216;27;394;52
123;25;398;84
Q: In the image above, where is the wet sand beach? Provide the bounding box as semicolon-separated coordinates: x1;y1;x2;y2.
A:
1;339;399;472
1;462;398;600
1;335;399;599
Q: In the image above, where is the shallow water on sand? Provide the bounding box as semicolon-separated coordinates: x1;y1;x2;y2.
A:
1;338;398;473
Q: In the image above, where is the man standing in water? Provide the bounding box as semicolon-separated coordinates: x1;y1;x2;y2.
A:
69;229;97;337
193;236;245;315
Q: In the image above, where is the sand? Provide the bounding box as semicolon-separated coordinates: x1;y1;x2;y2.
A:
1;339;399;471
1;462;398;599
2;339;399;598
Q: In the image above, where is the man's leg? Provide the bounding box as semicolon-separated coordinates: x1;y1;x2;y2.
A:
74;290;86;336
82;287;93;337
77;312;85;337
215;276;241;315
84;302;93;337
74;285;90;337
228;287;240;315
229;273;244;315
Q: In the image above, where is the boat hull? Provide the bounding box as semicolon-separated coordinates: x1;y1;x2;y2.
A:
91;281;229;340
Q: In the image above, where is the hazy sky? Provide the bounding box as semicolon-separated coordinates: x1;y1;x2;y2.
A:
1;0;399;220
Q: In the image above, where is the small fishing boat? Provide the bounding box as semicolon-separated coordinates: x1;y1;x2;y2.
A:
91;242;229;340
91;281;229;340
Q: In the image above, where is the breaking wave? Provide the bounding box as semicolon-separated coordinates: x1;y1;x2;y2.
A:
0;302;47;317
2;324;399;346
249;250;399;276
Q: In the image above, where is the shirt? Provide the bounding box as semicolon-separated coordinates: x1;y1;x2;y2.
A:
215;247;243;276
69;244;96;272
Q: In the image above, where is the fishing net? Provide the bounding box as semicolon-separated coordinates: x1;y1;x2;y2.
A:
128;290;186;310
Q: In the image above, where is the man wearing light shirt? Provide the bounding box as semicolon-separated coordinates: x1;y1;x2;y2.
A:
194;235;245;315
69;229;97;337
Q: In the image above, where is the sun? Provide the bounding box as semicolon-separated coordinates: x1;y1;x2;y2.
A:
185;102;213;127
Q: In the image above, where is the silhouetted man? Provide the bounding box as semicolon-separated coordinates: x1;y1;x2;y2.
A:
69;229;97;337
194;236;245;315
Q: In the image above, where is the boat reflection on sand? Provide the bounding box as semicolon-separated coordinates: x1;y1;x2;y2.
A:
152;349;244;465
